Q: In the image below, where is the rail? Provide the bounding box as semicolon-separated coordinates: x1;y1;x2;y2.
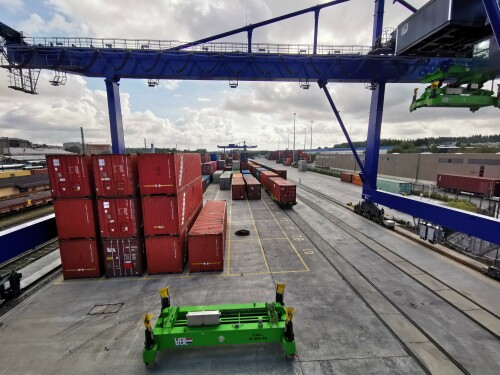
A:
11;37;373;55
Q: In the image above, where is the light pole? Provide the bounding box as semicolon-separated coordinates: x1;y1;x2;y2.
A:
293;113;296;163
303;127;307;151
310;120;313;150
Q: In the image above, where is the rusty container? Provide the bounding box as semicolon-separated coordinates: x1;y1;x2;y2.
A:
138;153;201;196
92;154;138;197
188;200;227;272
96;197;142;239
340;172;353;183
243;175;261;200
142;179;202;236
101;237;145;277
53;198;98;239
59;239;102;279
46;155;94;198
231;177;246;200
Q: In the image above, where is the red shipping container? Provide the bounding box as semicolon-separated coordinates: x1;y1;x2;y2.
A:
101;238;145;277
138;153;201;196
201;161;217;176
97;198;142;238
188;200;227;272
243;175;261;200
46;155;94;198
59;239;102;279
142;179;203;236
340;172;353;183
240;161;248;170
437;174;500;196
260;170;278;190
145;204;201;274
269;177;297;206
54;198;98;239
93;154;138;197
231;177;246;200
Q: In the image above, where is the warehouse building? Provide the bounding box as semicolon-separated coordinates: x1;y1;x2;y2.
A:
0;174;50;198
315;153;500;184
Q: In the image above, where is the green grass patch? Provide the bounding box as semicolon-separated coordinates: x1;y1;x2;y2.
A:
446;199;478;212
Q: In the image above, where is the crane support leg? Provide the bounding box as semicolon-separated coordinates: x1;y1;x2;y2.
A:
482;0;500;49
318;80;366;176
363;83;386;190
105;77;125;154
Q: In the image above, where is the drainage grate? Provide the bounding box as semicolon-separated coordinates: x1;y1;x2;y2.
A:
88;303;123;315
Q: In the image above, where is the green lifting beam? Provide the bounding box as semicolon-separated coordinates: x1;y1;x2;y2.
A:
410;66;500;113
143;283;296;367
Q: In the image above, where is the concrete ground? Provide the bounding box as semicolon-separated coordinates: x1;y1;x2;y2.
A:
0;164;499;375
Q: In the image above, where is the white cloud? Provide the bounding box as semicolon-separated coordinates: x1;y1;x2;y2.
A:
1;0;498;151
0;0;23;11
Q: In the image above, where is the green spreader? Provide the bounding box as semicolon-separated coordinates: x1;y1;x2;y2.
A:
143;283;296;366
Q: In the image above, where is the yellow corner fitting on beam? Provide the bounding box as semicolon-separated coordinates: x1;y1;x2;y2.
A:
276;283;285;295
159;287;169;299
144;313;153;330
431;81;440;89
286;307;295;322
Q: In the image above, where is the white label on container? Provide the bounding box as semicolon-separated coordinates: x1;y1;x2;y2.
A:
53;159;60;166
98;159;105;166
103;202;110;208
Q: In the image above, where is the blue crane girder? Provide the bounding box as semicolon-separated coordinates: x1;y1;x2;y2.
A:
2;46;496;83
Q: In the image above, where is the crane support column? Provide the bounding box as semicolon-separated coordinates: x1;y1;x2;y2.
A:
105;77;125;154
363;83;386;190
482;0;500;49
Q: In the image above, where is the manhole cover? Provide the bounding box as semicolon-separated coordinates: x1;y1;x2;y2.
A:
88;303;123;315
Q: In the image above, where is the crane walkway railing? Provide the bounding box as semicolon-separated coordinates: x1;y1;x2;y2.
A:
15;37;372;55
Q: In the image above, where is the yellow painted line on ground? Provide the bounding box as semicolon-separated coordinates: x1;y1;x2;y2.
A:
260;237;288;241
214;188;220;200
247;198;271;274
262;199;310;272
271;269;310;274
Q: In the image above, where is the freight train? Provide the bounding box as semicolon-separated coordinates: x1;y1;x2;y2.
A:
0;191;53;216
437;174;500;197
248;161;296;208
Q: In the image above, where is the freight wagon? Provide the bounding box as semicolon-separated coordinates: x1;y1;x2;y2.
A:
0;190;52;215
437;174;500;197
266;177;296;208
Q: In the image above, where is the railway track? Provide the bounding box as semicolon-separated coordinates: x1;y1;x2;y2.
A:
289;179;488;275
283;191;500;373
0;237;59;276
292;188;500;334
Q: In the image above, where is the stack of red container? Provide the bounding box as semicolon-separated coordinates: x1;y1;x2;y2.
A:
47;155;102;279
93;154;145;278
188;201;227;272
201;161;217;176
139;153;203;274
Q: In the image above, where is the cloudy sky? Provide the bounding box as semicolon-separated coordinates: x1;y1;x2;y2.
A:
0;0;498;151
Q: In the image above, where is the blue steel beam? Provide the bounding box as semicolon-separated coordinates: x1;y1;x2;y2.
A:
313;10;320;54
364;0;386;190
318;80;366;176
105;78;125;154
170;0;349;52
392;0;417;13
363;189;500;245
363;83;386;189
5;46;494;83
482;0;500;49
